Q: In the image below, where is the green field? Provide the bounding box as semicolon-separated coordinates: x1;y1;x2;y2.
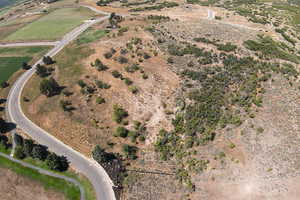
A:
0;46;50;83
4;7;95;41
0;57;31;83
76;28;107;45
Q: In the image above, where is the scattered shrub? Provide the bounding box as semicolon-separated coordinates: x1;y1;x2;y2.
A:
113;104;128;123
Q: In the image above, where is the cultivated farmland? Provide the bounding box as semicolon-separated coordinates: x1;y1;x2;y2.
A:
0;57;31;83
4;7;96;41
0;46;49;83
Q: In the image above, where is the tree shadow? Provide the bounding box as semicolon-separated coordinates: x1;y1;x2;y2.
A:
0;98;6;104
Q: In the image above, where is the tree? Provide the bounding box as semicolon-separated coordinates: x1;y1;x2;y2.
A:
22;62;31;70
114;126;128;138
32;145;48;161
23;139;34;156
14;134;23;146
122;144;138;160
43;56;54;65
36;64;48;77
45;153;60;170
0;135;8;149
0;118;8;133
0;81;9;88
57;156;69;171
112;104;128;123
39;78;60;97
45;153;69;171
94;58;108;71
111;70;122;78
108;12;122;28
59;100;74;112
14;146;26;159
92;145;114;163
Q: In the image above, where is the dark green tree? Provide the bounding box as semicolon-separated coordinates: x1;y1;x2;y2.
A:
43;56;54;65
36;64;48;77
0;81;9;88
45;153;69;171
122;144;138;160
0;118;8;133
32;145;48;161
23;139;34;157
14;134;23;146
39;78;60;97
22;62;31;70
115;126;128;138
92;145;115;163
112;104;128;123
14;146;26;159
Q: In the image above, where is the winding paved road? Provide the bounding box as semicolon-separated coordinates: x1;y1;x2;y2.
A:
5;6;115;200
0;152;85;200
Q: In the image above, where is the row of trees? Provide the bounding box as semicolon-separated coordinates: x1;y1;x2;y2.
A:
14;134;69;172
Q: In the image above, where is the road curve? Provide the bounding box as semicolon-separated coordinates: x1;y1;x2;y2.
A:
0;152;85;200
5;12;115;200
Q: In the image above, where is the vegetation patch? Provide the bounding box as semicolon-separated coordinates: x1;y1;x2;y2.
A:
129;1;179;12
244;35;299;63
76;28;108;45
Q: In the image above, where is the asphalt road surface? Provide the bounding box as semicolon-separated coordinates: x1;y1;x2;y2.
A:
0;41;59;47
5;8;115;200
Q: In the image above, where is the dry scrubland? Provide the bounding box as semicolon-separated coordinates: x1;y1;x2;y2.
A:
15;0;300;199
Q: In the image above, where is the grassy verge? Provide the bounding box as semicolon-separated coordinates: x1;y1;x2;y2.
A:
0;155;81;200
0;144;11;155
76;28;107;45
24;156;96;200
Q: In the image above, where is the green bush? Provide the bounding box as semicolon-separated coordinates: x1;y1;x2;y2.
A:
96;97;105;104
217;42;237;52
113;104;128;123
95;80;111;89
114;126;129;138
125;64;140;73
111;70;122;78
129;86;139;94
122;144;138;160
124;78;133;85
